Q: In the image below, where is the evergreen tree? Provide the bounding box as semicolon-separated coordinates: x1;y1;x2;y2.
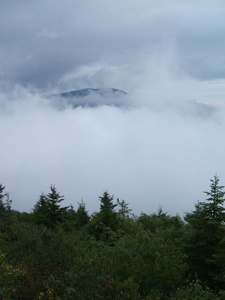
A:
75;200;90;228
98;191;118;229
33;193;49;226
33;185;68;228
0;184;6;211
0;184;12;213
184;175;225;289
204;174;225;225
89;191;119;242
117;198;132;219
0;183;12;235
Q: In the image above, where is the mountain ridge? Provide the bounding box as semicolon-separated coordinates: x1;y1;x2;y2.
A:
45;88;128;108
55;88;127;98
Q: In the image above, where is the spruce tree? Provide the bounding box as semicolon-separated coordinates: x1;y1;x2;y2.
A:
89;191;119;242
184;175;225;289
204;174;225;225
117;198;132;219
0;183;12;234
98;191;118;229
0;184;11;213
75;200;90;228
33;185;68;228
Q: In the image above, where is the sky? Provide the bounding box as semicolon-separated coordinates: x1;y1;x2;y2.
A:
1;0;225;216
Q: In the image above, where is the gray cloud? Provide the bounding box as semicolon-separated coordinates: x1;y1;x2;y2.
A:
1;0;225;89
1;1;225;215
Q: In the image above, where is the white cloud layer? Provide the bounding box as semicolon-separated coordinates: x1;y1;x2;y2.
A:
1;88;225;216
1;0;225;215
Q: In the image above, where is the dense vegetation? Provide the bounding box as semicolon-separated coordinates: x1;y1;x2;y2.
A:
1;175;225;299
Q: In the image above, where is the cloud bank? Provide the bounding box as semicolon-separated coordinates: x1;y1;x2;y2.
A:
1;87;224;215
1;0;225;215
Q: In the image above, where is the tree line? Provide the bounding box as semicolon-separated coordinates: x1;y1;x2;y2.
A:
1;175;225;299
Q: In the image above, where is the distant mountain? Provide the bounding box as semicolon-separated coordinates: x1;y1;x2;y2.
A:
46;88;128;109
44;88;216;118
56;88;127;98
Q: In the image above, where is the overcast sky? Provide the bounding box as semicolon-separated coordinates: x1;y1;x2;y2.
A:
1;0;225;216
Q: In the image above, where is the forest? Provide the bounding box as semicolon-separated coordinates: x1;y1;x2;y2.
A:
1;175;225;299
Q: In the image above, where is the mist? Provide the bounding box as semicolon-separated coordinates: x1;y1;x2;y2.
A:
1;84;224;216
1;0;225;215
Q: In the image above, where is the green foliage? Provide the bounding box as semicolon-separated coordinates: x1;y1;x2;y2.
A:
0;184;14;249
6;222;80;299
0;184;12;213
98;191;118;229
138;209;171;233
172;280;219;300
184;175;225;289
61;228;186;299
138;208;185;249
117;198;132;219
203;174;225;227
61;201;90;232
33;185;69;229
75;200;90;228
2;176;225;298
0;252;25;300
88;191;119;242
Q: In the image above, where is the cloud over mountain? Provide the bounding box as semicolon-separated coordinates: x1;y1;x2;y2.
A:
46;88;128;108
1;0;225;215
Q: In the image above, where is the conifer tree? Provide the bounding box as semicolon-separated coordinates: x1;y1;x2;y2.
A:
98;191;118;229
184;175;225;289
0;184;11;213
0;183;12;234
33;185;68;228
75;200;90;228
204;174;225;226
117;198;132;219
89;191;119;242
